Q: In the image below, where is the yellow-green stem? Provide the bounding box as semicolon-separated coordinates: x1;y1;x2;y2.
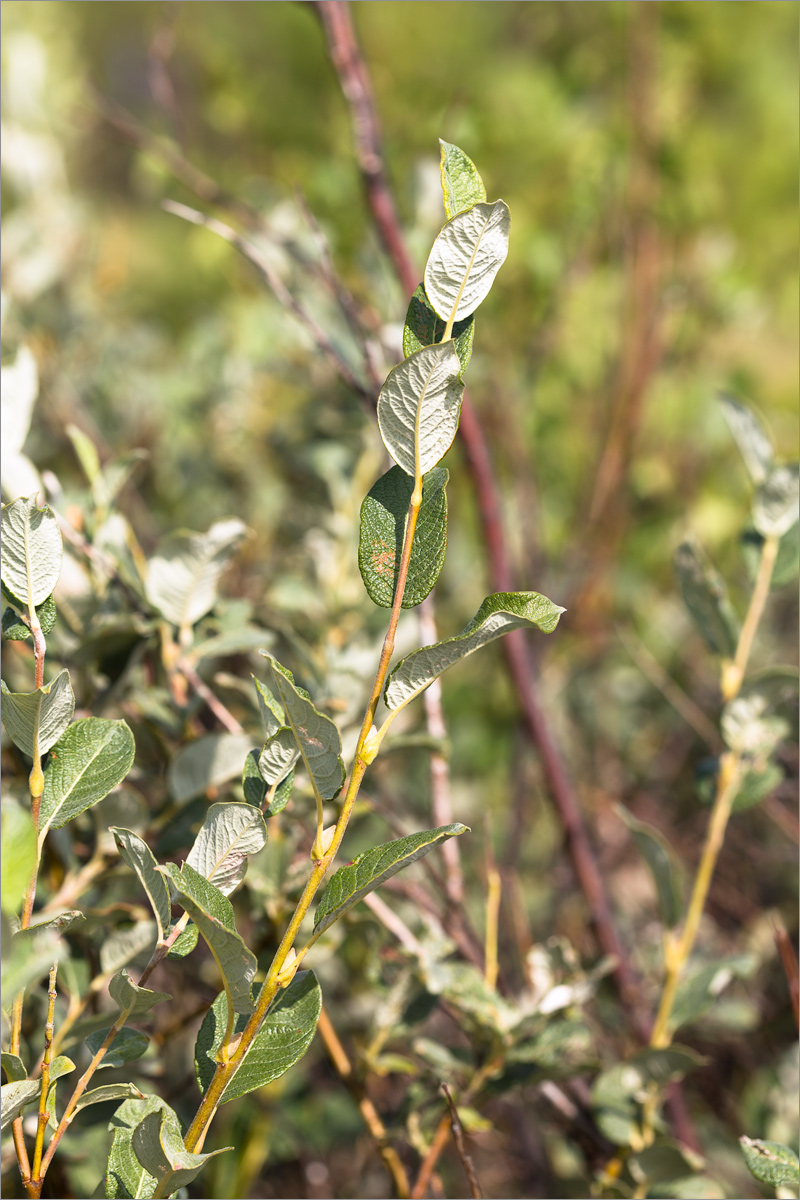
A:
172;490;424;1177
31;966;58;1181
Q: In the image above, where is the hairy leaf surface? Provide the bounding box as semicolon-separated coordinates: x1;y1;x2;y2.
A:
185;801;267;896
111;828;172;942
385;591;564;710
1;495;63;608
0;668;74;757
105;1095;167;1199
195;971;322;1103
424;200;510;324
359;467;448;608
377;342;464;478
39;718;136;837
314;824;468;936
740;1138;799;1189
263;657;345;802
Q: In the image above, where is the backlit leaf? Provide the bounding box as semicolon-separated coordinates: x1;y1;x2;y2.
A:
0;797;36;914
314;824;468;936
439;139;487;219
0;669;74;758
39;718;136;837
385;591;564;711
402;284;474;374
185;801;267;896
377;341;464;478
1;495;63;608
359;466;448;608
424;200;510;325
194;970;322;1103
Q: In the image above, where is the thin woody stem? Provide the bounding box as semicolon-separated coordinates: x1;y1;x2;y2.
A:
31;966;58;1181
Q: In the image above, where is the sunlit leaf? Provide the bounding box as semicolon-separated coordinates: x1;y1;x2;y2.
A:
753;463;799;538
195;970;322;1103
105;1095;168;1199
185;801;267;896
0;797;36;914
263;657;345;802
385;591;564;710
740;1137;799;1189
74;1083;143;1113
145;517;247;630
39;718;136;837
131;1105;230;1194
258;727;301;786
439;139;487;219
377;341;464;478
0;495;62;608
424;200;510;324
110;828;171;943
1;1079;39;1130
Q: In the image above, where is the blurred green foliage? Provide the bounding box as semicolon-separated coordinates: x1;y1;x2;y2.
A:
1;3;797;1198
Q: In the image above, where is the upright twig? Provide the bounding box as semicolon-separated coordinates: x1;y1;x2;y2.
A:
314;0;650;1038
441;1083;482;1200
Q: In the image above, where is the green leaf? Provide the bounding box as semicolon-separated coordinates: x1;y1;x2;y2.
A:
264;657;345;802
145;517;247;630
14;911;85;941
1;669;75;758
48;1055;76;1083
162;863;256;1015
242;749;268;807
188;624;275;663
195;970;322;1103
75;1083;143;1113
1;1053;27;1083
258;727;301;786
108;969;171;1018
424;200;511;325
166;732;253;805
670;954;758;1031
1;495;63;609
314;824;469;936
0;797;36;914
131;1105;230;1194
740;1137;800;1189
100;922;158;977
1;923;63;1000
592;1046;706;1145
66;423;102;486
439;139;487;220
1;1079;40;1130
731;761;784;810
719;395;774;485
616;806;683;928
385;591;565;711
359;467;448;609
163;861;235;926
377;342;464;479
166;920;199;960
185;802;267;896
742;524;799;589
628;1141;705;1189
87;1029;149;1070
39;718;136;837
2;592;57;642
753;463;799;539
403;284;474;374
105;1095;168;1199
673;537;739;658
110;828;172;944
252;676;284;737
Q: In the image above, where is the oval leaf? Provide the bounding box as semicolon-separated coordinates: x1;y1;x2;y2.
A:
1;495;63;608
258;727;301;786
108;968;171;1018
424;199;511;325
0;669;75;758
145;517;247;630
385;591;565;711
740;1138;800;1189
753;463;799;539
377;341;464;478
359;466;448;609
87;1027;149;1070
162;863;256;1014
1;1079;40;1130
195;970;322;1103
2;592;57;643
39;718;136;837
185;801;267;896
104;1095;168;1199
403;284;474;374
314;823;469;937
111;828;172;943
263;658;345;802
719;395;774;485
439;139;487;220
615;805;682;928
74;1083;143;1113
131;1104;230;1194
673;537;739;658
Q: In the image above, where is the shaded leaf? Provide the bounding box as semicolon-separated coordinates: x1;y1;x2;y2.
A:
162;863;256;1015
145;517;247;630
131;1105;229;1194
629;1141;705;1188
252;676;284;738
2;592;56;642
753;463;799;538
740;1137;799;1189
185;801;267;896
314;824;468;936
100;922;158;977
1;1079;39;1130
741;524;799;589
167;733;252;806
75;1083;143;1113
108;969;171;1018
105;1094;167;1199
0;797;36;914
719;395;774;485
385;591;564;710
403;284;474;374
111;828;171;943
242;749;268;808
424;200;511;324
671;954;758;1031
616;805;683;928
195;970;322;1103
439;139;487;219
258;727;300;786
673;537;739;658
14;911;84;941
39;718;136;836
87;1029;149;1070
166;920;199;960
1;495;63;608
359;467;448;609
377;341;464;478
265;767;295;817
264;658;345;802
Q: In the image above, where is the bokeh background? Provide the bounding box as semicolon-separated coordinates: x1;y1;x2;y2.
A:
1;3;797;1198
